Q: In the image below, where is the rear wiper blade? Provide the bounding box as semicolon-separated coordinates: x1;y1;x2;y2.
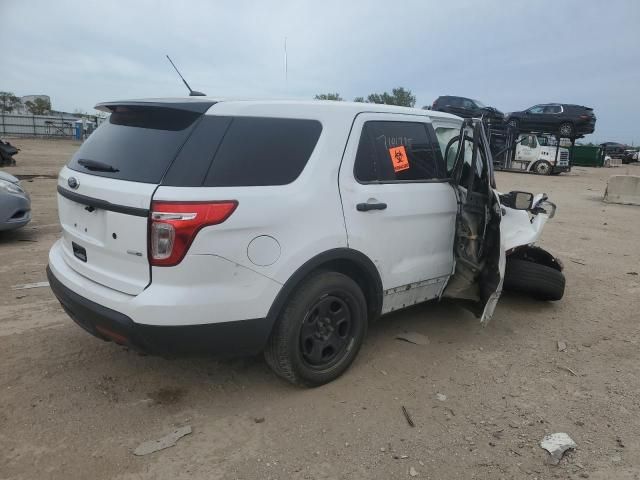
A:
77;159;120;172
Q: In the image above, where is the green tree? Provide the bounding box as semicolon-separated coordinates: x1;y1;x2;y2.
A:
25;97;51;115
314;93;343;101
0;91;21;113
353;96;365;103
365;87;416;107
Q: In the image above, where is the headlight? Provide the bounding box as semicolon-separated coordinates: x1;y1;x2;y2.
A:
0;178;24;194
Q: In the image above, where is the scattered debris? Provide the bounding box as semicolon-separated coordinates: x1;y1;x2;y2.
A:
627;272;638;276
380;370;388;376
409;466;419;477
616;437;625;448
11;281;49;290
570;259;586;266
558;365;578;376
540;432;577;465
254;417;265;424
395;332;429;346
401;406;415;427
557;341;567;352
133;425;192;456
393;454;409;459
436;393;447;402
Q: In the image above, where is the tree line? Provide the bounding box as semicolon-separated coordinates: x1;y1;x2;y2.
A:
0;91;52;115
314;87;417;107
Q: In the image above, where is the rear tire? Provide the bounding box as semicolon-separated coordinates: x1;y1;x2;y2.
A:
264;271;368;387
503;258;565;301
559;122;574;137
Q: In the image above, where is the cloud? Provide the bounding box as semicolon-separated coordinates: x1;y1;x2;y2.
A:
1;0;639;143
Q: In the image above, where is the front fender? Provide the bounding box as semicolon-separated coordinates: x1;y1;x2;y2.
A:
501;207;550;251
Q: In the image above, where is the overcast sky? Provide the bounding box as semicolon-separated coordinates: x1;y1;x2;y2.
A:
2;0;639;144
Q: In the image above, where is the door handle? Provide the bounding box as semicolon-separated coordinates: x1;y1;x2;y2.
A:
356;202;387;212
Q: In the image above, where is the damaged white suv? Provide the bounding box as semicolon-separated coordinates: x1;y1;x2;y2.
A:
47;99;564;386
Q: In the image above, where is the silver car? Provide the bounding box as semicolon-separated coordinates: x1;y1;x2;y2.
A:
0;171;31;231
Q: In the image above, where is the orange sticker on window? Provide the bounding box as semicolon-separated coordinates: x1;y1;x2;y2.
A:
389;146;410;172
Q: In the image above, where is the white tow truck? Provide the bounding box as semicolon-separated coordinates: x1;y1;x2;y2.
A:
513;134;570;175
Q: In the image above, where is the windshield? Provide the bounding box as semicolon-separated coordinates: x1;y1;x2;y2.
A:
473;99;486;108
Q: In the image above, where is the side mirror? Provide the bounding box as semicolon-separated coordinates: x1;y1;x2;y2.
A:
507;191;534;210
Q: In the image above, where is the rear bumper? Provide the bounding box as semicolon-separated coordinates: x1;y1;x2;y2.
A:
47;265;273;356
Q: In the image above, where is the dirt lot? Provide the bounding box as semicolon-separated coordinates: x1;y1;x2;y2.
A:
1;138;639;480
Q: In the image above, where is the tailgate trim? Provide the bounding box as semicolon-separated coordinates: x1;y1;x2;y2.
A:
57;185;149;217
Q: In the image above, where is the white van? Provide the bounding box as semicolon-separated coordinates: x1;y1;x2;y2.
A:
513;134;570;175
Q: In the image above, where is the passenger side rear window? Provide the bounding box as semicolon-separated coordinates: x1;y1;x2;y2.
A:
203;117;322;187
354;121;446;182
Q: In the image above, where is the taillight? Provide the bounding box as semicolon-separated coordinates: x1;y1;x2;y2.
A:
149;201;238;266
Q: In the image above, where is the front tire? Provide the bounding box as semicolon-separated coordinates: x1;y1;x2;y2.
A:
264;271;368;387
533;160;552;175
503;258;565;301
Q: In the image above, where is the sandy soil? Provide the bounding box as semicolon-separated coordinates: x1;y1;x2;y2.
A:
1;138;639;480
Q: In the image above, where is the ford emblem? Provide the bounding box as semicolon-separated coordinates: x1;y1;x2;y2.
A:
68;177;79;189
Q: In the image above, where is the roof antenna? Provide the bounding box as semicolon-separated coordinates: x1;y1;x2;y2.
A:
166;55;206;96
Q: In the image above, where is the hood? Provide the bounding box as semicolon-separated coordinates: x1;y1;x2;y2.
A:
0;171;20;184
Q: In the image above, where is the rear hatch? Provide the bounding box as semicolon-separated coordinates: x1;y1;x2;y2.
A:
56;100;213;295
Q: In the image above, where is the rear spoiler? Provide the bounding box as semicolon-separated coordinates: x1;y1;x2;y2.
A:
95;98;217;114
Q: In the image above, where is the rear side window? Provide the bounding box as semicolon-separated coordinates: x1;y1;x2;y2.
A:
67;106;201;183
354;121;446;182
202;117;322;187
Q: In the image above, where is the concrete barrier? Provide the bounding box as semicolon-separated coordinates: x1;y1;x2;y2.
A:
604;175;640;206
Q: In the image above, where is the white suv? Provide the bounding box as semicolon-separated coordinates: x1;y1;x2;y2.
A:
47;99;564;386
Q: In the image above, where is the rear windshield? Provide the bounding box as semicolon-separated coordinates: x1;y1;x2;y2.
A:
67;106;201;183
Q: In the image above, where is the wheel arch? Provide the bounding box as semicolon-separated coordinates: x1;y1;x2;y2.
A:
266;248;383;328
507;245;563;271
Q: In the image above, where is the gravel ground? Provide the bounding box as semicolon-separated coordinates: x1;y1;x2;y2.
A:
1;138;639;480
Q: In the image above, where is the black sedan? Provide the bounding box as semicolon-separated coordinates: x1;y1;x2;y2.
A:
429;96;504;122
505;104;596;138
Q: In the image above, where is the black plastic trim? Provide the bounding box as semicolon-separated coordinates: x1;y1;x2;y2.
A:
47;266;273;356
57;185;149;217
266;248;383;325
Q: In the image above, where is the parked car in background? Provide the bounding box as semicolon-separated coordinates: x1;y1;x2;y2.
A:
505;104;596;137
623;149;638;164
512;134;570;175
429;96;504;122
0;171;31;231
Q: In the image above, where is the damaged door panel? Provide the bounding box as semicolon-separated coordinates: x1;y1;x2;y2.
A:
442;119;504;325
